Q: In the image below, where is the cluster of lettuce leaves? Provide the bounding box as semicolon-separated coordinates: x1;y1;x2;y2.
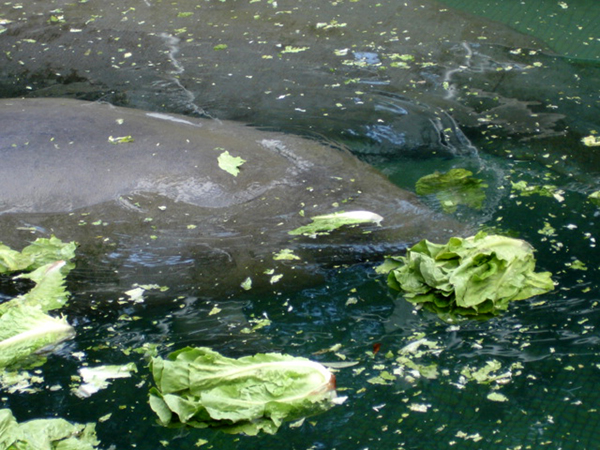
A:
0;237;77;370
0;237;102;449
149;347;343;436
377;232;554;321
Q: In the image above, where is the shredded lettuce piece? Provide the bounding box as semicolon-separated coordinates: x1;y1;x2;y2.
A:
149;347;343;435
74;363;138;398
378;232;554;320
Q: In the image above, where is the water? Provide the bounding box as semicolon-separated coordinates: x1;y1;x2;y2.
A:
1;0;599;448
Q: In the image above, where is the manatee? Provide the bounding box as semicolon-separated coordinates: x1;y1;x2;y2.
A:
0;98;467;299
0;0;567;157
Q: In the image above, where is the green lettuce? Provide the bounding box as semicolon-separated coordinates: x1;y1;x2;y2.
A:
217;150;246;176
0;261;71;316
415;168;487;213
288;210;383;237
149;347;343;435
0;236;76;274
0;238;77;369
0;306;74;370
0;408;99;450
378;232;554;320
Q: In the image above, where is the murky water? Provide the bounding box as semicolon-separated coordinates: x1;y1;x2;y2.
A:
1;0;599;449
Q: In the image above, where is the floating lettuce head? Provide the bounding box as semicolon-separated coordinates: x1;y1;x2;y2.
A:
149;347;344;436
377;232;554;321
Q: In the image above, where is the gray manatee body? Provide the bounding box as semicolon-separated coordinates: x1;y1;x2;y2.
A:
0;98;465;299
0;0;564;157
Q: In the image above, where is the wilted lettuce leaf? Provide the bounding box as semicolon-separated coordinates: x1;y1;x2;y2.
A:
288;211;383;237
0;408;100;450
74;363;138;398
378;232;554;320
149;347;343;435
415;168;487;213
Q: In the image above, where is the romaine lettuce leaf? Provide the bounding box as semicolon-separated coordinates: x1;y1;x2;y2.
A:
0;306;74;370
0;238;77;370
0;261;71;314
379;232;554;320
0;408;99;450
0;236;76;274
149;347;343;435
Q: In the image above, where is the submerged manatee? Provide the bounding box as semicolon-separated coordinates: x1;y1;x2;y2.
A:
0;0;553;157
0;98;466;299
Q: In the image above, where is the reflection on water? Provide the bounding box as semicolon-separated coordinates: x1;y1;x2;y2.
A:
0;0;599;449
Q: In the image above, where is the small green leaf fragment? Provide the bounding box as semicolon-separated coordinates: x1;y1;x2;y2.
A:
487;392;508;402
108;135;134;144
281;46;310;53
588;191;600;207
273;249;301;261
217;151;246;176
582;135;600;146
241;277;252;290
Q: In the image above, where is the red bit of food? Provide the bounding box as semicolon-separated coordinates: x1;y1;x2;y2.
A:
372;343;381;356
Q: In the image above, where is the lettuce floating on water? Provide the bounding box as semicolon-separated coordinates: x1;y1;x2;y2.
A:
0;236;76;274
0;237;77;369
415;168;487;213
0;408;100;450
0;306;74;370
149;347;343;435
74;363;138;398
288;210;383;237
378;232;554;320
